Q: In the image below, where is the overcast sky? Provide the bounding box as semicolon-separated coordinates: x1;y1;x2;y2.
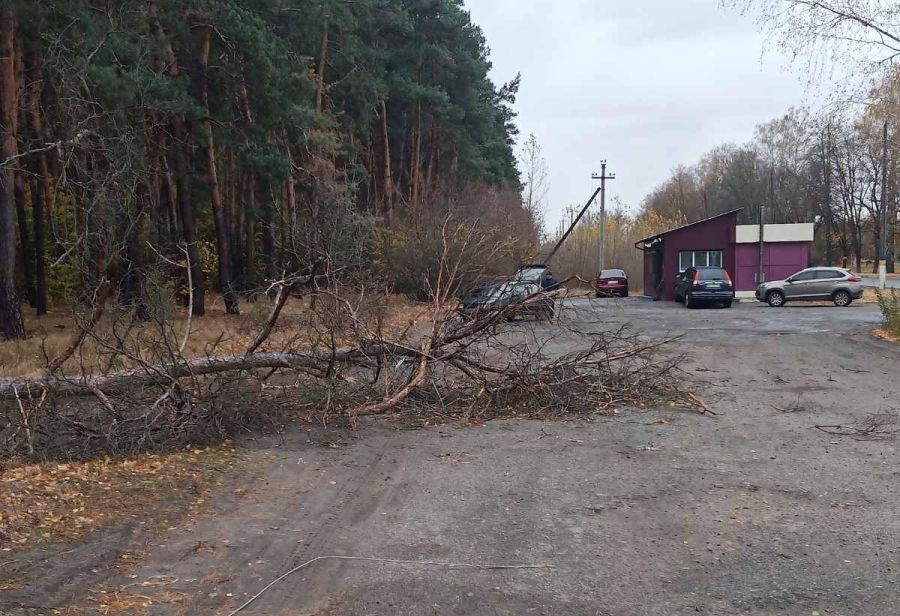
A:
464;0;812;230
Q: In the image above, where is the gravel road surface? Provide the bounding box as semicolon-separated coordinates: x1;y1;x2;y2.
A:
4;299;898;616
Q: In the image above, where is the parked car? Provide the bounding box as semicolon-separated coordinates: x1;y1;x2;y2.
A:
755;267;864;307
513;264;548;283
674;266;734;308
459;280;554;320
596;269;629;297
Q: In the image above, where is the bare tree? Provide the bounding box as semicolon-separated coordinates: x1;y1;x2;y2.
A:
730;1;900;74
519;133;549;236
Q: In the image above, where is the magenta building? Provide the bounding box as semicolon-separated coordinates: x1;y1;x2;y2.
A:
635;209;814;301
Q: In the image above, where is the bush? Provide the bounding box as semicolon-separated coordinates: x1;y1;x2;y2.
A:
377;182;541;299
876;289;900;336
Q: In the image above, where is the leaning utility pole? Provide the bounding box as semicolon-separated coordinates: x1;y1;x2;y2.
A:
592;161;615;273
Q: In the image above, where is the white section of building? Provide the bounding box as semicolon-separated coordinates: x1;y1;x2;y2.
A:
735;223;814;244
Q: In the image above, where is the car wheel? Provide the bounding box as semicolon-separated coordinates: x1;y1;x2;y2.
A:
833;290;852;307
766;290;785;307
684;293;694;308
722;300;733;308
595;291;602;298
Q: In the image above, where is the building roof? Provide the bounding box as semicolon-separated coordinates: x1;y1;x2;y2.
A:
635;208;744;249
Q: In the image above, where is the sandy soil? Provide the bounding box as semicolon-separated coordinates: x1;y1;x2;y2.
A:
2;298;898;615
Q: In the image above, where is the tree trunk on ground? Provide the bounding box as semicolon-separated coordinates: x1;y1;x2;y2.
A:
198;26;239;314
0;7;25;340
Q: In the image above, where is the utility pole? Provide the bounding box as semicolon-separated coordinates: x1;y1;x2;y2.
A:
880;120;888;289
592;161;615;273
757;205;766;284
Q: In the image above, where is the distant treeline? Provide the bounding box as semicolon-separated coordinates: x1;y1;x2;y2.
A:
640;78;900;273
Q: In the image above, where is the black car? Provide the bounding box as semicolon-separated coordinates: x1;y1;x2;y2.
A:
674;266;734;308
458;280;554;320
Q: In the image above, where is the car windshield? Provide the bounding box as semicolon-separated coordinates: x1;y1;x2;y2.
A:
697;268;727;281
513;266;546;283
600;269;625;277
487;283;516;300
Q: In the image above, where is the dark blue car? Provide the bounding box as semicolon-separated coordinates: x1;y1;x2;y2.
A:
674;266;734;308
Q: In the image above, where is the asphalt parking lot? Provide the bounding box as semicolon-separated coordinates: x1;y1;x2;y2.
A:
4;297;898;616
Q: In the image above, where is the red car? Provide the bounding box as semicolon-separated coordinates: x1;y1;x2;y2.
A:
596;269;629;297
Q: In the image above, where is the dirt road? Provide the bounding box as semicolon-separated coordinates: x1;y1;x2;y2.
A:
4;299;899;615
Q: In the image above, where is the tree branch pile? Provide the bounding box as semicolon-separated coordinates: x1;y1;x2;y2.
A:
0;229;686;461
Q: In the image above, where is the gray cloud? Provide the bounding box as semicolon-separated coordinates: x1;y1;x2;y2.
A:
464;0;808;228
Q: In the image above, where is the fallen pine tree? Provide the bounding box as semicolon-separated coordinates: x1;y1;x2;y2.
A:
1;233;688;461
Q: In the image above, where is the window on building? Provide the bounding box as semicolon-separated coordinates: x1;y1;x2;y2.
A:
678;250;723;272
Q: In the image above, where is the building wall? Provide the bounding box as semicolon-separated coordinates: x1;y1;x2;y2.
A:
660;212;738;300
734;242;810;292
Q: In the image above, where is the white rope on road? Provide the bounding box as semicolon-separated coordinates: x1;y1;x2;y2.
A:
225;555;553;615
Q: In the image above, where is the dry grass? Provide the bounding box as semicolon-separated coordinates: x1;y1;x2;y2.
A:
0;446;240;554
1;293;429;378
875;328;900;343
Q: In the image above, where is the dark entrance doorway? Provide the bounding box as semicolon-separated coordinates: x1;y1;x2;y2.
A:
642;243;664;300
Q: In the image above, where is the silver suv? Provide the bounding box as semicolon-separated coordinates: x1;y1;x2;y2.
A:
755;267;864;307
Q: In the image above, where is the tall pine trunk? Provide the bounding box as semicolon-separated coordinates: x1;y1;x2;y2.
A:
380;101;393;223
425;116;438;197
410;101;422;207
315;28;328;114
155;13;204;315
14;173;34;307
244;176;258;291
27;59;48;315
119;195;149;320
282;134;298;266
0;7;25;339
262;198;276;281
198;26;239;314
171;116;206;316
